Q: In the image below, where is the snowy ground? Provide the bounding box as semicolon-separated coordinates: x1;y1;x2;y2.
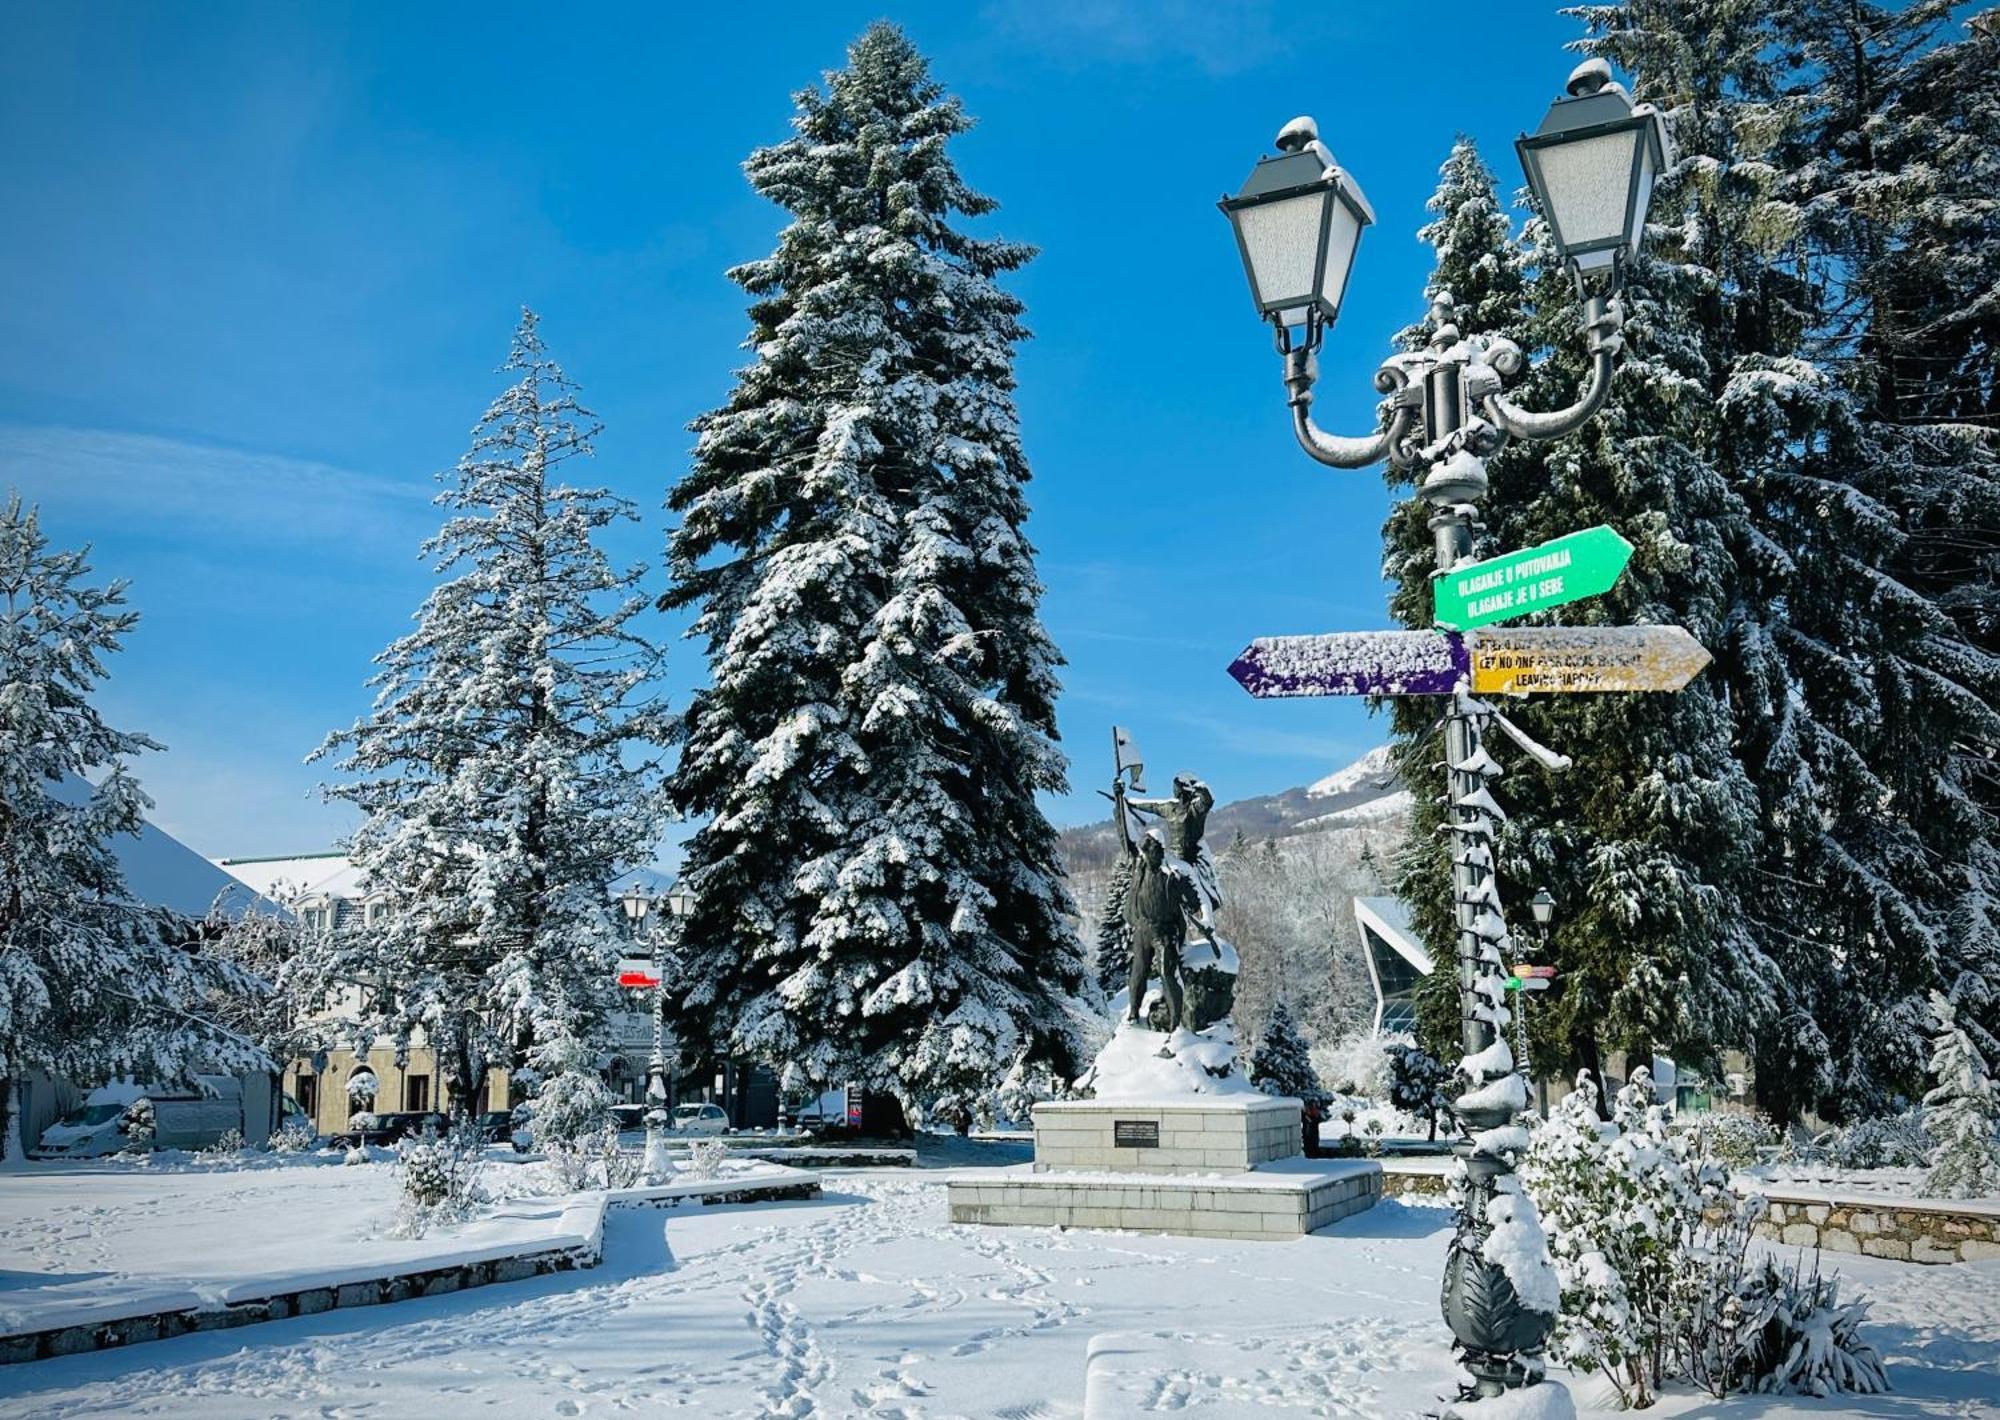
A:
0;1152;599;1335
1;1150;1995;1418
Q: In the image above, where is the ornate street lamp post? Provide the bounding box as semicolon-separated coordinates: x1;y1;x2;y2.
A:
1221;57;1668;1410
624;889;690;1181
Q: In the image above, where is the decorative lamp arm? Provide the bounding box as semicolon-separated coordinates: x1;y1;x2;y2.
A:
1284;349;1417;470
1482;294;1624;443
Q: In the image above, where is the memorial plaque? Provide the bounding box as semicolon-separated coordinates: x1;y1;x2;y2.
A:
1113;1120;1160;1148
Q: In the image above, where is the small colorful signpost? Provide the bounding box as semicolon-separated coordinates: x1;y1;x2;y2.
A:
1228;625;1712;699
1432;525;1633;631
1469;625;1711;695
1506;964;1557;992
617;960;661;990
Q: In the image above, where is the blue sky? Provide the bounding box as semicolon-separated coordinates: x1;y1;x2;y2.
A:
0;1;1582;858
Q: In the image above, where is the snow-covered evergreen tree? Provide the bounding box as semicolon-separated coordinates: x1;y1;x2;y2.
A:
1922;991;2000;1198
0;495;267;1159
1093;853;1134;1000
296;312;669;1113
1778;0;2000;1074
1554;0;2000;1118
1248;999;1328;1107
662;24;1089;1122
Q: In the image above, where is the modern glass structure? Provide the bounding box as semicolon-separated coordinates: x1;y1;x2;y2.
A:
1353;895;1433;1035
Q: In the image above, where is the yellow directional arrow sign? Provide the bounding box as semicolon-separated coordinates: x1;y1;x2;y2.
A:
1469;626;1713;695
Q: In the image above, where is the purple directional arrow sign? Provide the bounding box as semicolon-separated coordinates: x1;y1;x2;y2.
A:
1227;630;1469;698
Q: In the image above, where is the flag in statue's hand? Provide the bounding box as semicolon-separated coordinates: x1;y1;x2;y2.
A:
1111;725;1146;792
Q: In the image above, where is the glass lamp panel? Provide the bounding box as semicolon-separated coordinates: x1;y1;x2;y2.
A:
1318;195;1363;314
1235;189;1330;313
1626;139;1657;254
1537;128;1641;253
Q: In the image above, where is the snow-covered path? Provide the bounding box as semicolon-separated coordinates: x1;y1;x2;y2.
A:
0;1171;1994;1418
0;1175;1451;1417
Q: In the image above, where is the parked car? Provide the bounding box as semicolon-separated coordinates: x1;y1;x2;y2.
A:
786;1087;850;1133
34;1077;250;1158
330;1110;449;1149
608;1104;651;1134
475;1110;533;1153
669;1102;730;1136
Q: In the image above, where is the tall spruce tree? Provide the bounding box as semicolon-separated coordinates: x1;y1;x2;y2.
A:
298;312;668;1112
662;24;1089;1122
1779;1;2000;1072
1567;0;1999;1118
1379;140;1532;1060
0;495;267;1158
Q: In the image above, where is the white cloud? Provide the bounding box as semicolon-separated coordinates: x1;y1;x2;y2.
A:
0;422;435;559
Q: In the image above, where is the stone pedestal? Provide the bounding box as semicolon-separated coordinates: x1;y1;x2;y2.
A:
1031;1096;1302;1175
946;1157;1382;1240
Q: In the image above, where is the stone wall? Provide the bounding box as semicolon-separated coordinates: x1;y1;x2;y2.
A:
1758;1194;2000;1265
1380;1169;1448;1199
0;1240;598;1366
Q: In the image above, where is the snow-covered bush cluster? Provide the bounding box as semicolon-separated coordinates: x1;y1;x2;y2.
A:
269;1120;318;1154
393;1122;487;1236
526;1045;615;1150
681;1138;730;1182
543;1124;643;1194
1671;1110;1776;1169
118;1099;155;1154
204;1127;245;1157
1816;1111;1931;1171
1522;1069;1885;1406
1311;1031;1400;1099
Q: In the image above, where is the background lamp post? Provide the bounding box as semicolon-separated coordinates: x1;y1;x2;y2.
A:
1221;58;1663;1412
624;889;689;1181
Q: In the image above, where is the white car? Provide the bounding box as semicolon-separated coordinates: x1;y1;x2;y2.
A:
669;1103;729;1136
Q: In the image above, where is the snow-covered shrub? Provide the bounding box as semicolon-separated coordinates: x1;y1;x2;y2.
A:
1923;992;2000;1198
1673;1111;1776;1169
1248;1001;1330;1107
543;1124;641;1193
1828;1110;1930;1170
343;1144;369;1165
681;1138;729;1181
204;1127;246;1157
119;1099;156;1154
1736;1256;1887;1397
269;1120;317;1154
349;1110;379;1133
526;1039;615;1150
1387;1042;1450;1140
1521;1069;1731;1409
1312;1030;1399;1099
393;1122;486;1236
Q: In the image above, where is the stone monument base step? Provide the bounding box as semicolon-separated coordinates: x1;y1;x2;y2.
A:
946;1158;1381;1241
1031;1095;1301;1174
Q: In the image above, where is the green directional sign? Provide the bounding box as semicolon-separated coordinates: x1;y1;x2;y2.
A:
1432;525;1633;631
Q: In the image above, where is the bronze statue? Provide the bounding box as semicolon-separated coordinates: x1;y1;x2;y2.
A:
1126;774;1220;938
1115;785;1202;1029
